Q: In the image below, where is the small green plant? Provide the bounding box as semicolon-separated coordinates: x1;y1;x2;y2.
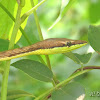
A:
0;0;100;100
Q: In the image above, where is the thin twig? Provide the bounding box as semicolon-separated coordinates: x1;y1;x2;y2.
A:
74;66;100;73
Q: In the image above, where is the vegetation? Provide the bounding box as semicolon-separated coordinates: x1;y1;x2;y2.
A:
0;0;100;100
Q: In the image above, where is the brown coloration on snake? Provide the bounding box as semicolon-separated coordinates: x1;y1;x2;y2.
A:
0;38;87;58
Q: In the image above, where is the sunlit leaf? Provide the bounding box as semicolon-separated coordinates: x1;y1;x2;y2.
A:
33;0;38;6
0;39;9;52
0;90;35;100
0;1;32;43
52;82;85;100
88;25;100;53
64;52;92;64
11;59;53;82
9;1;32;43
0;1;16;39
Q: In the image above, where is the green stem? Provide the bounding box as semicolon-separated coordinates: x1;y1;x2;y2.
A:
35;69;91;100
45;55;51;70
21;0;47;24
0;3;45;65
81;63;84;71
0;68;4;74
30;0;57;86
30;0;52;69
19;27;32;44
30;0;43;41
0;3;31;44
8;7;22;49
1;5;22;100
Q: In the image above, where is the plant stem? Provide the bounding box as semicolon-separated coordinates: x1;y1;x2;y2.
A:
0;68;4;74
30;0;57;86
8;8;22;49
21;0;47;24
1;5;22;100
81;63;84;71
35;69;91;100
37;66;100;100
30;0;52;69
0;3;45;65
0;3;31;44
30;0;43;40
74;66;100;73
45;55;51;69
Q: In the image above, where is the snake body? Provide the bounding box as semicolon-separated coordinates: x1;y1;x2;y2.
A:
0;38;87;61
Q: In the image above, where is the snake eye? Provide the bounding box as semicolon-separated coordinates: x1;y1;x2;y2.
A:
67;42;72;47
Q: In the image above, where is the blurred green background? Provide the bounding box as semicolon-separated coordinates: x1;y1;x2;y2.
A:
0;0;100;100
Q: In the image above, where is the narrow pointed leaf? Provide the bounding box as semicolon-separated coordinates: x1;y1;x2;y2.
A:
61;0;76;17
48;0;76;31
11;59;53;82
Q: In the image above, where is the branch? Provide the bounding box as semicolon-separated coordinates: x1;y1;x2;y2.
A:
1;4;22;100
74;66;100;73
0;3;46;65
35;66;100;100
21;0;47;24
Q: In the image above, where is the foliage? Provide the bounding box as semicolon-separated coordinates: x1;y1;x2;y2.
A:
0;0;100;100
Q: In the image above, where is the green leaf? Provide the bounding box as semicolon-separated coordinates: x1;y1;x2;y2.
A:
52;82;85;100
13;0;32;42
0;1;16;39
0;39;9;52
89;0;100;23
64;52;81;64
61;0;76;17
0;1;32;43
88;25;100;53
0;39;19;52
64;52;92;64
17;15;39;61
11;59;53;82
74;53;92;64
33;0;38;6
48;0;76;31
0;90;35;100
